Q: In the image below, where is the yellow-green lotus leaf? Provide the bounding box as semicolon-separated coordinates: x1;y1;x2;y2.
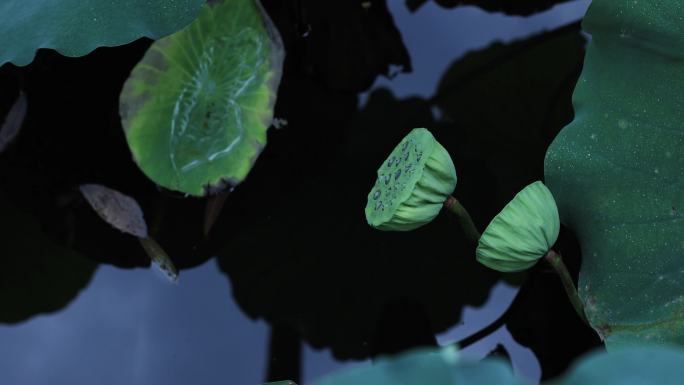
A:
119;0;284;196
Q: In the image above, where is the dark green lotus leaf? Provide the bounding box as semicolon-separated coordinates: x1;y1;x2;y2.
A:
216;90;499;359
291;0;411;92
120;0;284;196
545;1;684;347
0;0;205;67
365;128;457;231
0;194;97;323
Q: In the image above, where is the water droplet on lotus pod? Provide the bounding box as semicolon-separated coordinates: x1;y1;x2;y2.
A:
365;128;457;231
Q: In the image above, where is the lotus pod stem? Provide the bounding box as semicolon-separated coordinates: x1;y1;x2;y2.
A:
545;249;588;325
444;196;480;243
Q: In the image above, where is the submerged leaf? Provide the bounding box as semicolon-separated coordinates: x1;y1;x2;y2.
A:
217;90;499;359
0;195;97;323
0;0;205;66
0;91;27;154
120;0;285;196
291;0;411;92
79;184;148;238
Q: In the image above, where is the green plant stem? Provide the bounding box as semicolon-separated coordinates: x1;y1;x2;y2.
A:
544;249;588;325
204;192;229;239
139;237;178;283
444;196;481;242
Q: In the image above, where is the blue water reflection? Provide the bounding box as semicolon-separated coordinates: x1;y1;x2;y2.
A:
364;0;591;102
0;263;268;385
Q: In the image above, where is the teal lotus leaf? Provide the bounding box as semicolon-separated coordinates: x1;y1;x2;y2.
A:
365;128;457;231
120;0;284;196
544;0;684;347
477;181;560;272
0;0;205;66
551;346;684;385
271;345;684;385
310;346;520;385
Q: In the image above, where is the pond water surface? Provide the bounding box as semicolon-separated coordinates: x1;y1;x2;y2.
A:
0;1;591;384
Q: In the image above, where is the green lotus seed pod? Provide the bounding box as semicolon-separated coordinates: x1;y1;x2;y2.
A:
365;128;457;231
476;181;560;272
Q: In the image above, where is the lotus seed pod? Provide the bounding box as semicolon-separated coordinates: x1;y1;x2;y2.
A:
476;181;560;272
365;128;457;231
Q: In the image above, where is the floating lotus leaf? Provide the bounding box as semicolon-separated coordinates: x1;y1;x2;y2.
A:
552;346;684;385
365;128;457;231
120;0;284;196
289;345;684;385
308;346;520;385
0;0;205;66
477;181;560;272
544;0;684;347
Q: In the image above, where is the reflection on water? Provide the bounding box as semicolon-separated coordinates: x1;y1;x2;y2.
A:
0;262;535;384
0;261;367;385
436;281;540;382
0;263;269;385
362;0;592;103
0;1;593;384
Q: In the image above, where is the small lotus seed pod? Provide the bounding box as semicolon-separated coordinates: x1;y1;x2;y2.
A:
365;128;457;231
476;181;560;272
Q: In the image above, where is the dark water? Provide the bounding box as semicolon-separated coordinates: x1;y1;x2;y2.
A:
0;1;596;385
